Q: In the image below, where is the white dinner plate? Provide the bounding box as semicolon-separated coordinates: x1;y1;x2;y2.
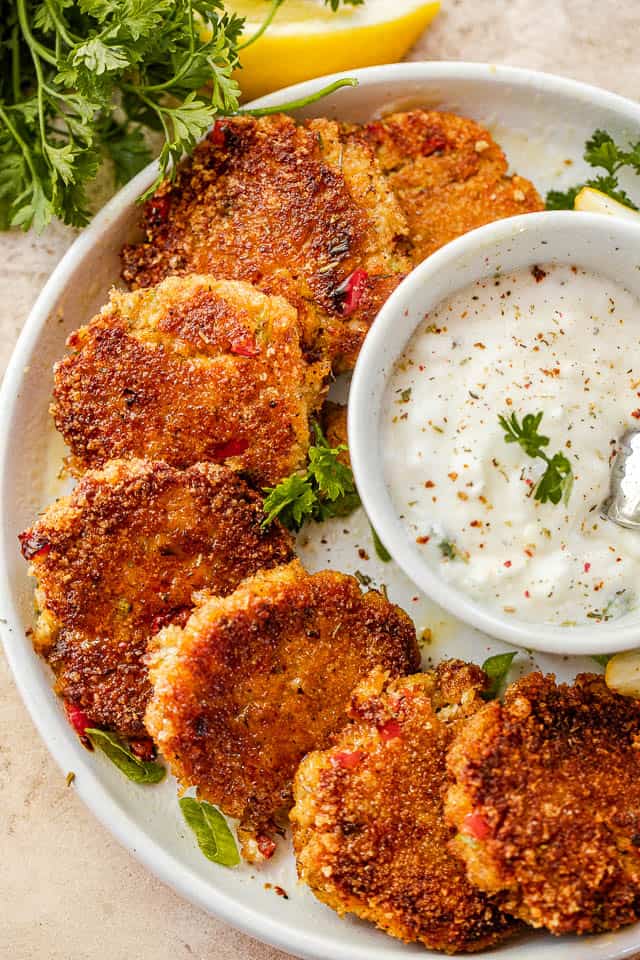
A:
3;62;640;960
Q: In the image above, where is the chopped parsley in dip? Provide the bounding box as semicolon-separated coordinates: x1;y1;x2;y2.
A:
383;263;640;625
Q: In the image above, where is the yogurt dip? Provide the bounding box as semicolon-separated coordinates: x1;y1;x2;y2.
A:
383;263;640;625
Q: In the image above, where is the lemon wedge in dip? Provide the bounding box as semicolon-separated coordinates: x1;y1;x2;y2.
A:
573;186;640;220
231;0;440;101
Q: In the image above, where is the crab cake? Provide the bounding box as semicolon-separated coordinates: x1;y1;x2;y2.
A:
52;275;328;486
446;672;640;935
291;662;519;954
121;114;411;370
145;559;419;860
360;110;543;265
19;459;293;737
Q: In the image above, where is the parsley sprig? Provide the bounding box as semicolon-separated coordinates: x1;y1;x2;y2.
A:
262;422;360;531
499;411;573;506
546;129;640;210
0;0;360;232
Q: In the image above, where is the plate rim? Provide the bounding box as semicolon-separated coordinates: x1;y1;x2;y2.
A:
3;61;640;960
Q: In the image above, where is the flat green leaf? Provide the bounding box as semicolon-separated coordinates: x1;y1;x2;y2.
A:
591;654;612;667
86;729;165;784
370;525;391;562
481;652;517;699
179;797;240;867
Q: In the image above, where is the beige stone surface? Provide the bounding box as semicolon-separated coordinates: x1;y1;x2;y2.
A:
2;3;639;957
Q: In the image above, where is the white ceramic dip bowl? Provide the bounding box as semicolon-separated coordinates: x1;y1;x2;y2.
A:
350;210;640;655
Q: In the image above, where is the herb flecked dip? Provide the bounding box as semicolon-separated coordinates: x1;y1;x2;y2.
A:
383;263;640;625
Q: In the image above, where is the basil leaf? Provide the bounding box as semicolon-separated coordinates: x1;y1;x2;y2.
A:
371;524;391;562
86;729;165;784
179;797;240;867
481;652;517;700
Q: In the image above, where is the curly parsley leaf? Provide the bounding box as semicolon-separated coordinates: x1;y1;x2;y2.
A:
262;422;360;531
546;128;640;211
545;185;582;210
499;410;573;507
86;728;165;784
99;119;153;186
0;0;358;232
481;651;517;700
499;411;549;459
534;451;573;506
262;473;318;530
179;797;240;867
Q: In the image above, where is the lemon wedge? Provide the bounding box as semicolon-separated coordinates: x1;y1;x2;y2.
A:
231;0;440;101
573;186;640;221
606;650;640;698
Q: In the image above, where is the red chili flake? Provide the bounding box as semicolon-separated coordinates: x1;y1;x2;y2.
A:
146;196;171;227
632;410;640;420
524;590;531;598
64;702;93;748
378;718;402;742
337;268;369;316
524;549;534;558
332;749;364;770
209;120;228;146
421;133;447;155
18;531;50;561
504;560;512;568
584;562;591;573
213;437;249;460
416;535;430;544
462;812;491;840
129;737;157;761
424;480;435;488
256;835;277;860
229;334;260;357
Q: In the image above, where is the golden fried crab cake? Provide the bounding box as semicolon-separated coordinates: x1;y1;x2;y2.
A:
52;275;327;486
19;459;293;737
446;672;640;935
120;113;411;371
291;662;520;954
360;110;543;265
145;559;419;860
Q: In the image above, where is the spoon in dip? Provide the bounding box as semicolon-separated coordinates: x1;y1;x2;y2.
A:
604;430;640;530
